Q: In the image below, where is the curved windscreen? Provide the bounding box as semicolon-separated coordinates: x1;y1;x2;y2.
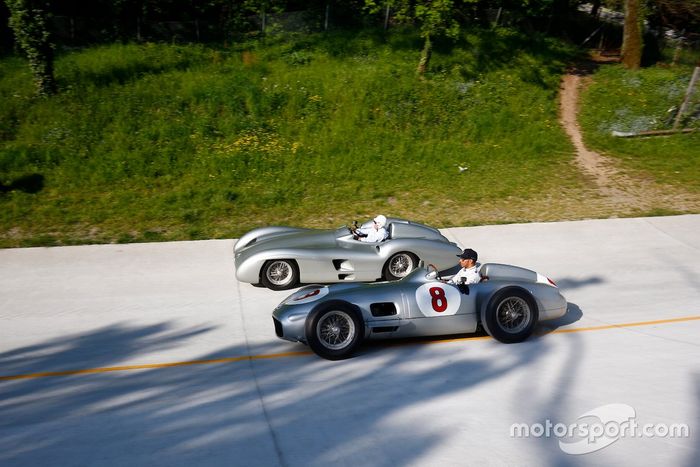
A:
335;226;351;237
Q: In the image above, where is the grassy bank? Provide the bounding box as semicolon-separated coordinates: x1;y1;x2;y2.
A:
2;28;588;247
578;63;700;190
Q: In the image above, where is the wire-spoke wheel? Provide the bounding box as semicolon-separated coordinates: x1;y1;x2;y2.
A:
495;296;531;334
306;301;364;360
481;288;538;344
316;311;356;350
261;259;299;290
384;252;417;280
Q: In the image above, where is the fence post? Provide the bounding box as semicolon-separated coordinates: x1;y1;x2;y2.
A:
673;66;700;130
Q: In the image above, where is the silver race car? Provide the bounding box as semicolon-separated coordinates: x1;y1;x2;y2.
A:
234;218;462;290
272;263;568;359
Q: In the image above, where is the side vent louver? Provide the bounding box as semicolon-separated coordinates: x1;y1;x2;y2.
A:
370;302;398;317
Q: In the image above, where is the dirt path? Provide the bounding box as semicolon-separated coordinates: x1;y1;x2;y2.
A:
558;63;699;213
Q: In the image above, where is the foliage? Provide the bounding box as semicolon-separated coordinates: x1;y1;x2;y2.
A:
648;0;700;32
4;0;56;95
366;0;469;72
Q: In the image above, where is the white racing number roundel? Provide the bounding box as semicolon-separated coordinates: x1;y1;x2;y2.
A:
415;283;462;317
285;287;329;305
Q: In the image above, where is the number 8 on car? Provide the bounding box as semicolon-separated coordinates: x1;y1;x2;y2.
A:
415;283;462;316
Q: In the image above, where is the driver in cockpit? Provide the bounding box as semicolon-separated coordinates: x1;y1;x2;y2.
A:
449;248;481;284
352;215;388;242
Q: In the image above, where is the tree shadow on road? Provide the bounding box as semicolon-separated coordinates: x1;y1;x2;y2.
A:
537;302;584;335
0;320;556;466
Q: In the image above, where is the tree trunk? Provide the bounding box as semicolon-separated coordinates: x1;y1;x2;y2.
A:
6;0;57;96
621;0;642;70
494;7;502;27
417;35;432;74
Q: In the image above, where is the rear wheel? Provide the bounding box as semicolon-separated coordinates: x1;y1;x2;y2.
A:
383;252;417;281
481;287;538;343
305;301;364;360
260;259;299;291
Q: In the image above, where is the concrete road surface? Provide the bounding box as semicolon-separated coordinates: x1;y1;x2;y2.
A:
1;215;699;466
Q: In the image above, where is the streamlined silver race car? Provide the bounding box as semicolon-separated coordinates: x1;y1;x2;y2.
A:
272;263;568;360
234;218;462;290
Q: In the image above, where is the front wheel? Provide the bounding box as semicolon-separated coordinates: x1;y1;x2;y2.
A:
481;287;539;343
383;252;417;281
305;301;364;360
260;259;299;291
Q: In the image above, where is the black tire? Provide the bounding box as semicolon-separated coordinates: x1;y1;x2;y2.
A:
260;259;299;291
305;300;364;360
383;252;418;281
481;287;539;344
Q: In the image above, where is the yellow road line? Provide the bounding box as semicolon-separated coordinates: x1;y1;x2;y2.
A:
1;315;698;381
547;315;700;334
0;351;312;381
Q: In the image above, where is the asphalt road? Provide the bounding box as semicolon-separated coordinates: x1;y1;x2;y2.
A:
1;215;699;466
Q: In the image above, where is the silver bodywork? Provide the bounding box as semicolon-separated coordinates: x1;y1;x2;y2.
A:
272;263;567;344
234;218;462;285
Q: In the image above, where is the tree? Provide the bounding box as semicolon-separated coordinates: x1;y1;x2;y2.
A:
241;0;286;32
366;0;462;74
5;0;56;95
621;0;642;69
413;0;461;73
649;0;700;33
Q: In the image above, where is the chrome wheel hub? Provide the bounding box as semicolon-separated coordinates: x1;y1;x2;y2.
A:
496;297;531;334
389;254;413;278
317;311;355;350
267;261;292;286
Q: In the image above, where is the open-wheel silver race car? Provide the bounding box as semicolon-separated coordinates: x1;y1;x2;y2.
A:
234;218;462;290
272;263;568;360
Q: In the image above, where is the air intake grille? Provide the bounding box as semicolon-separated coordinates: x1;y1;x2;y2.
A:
273;317;283;337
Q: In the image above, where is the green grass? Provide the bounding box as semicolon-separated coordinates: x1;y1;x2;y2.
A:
1;28;587;247
578;63;700;189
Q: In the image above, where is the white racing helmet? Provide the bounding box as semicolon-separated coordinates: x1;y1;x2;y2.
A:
373;215;387;229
